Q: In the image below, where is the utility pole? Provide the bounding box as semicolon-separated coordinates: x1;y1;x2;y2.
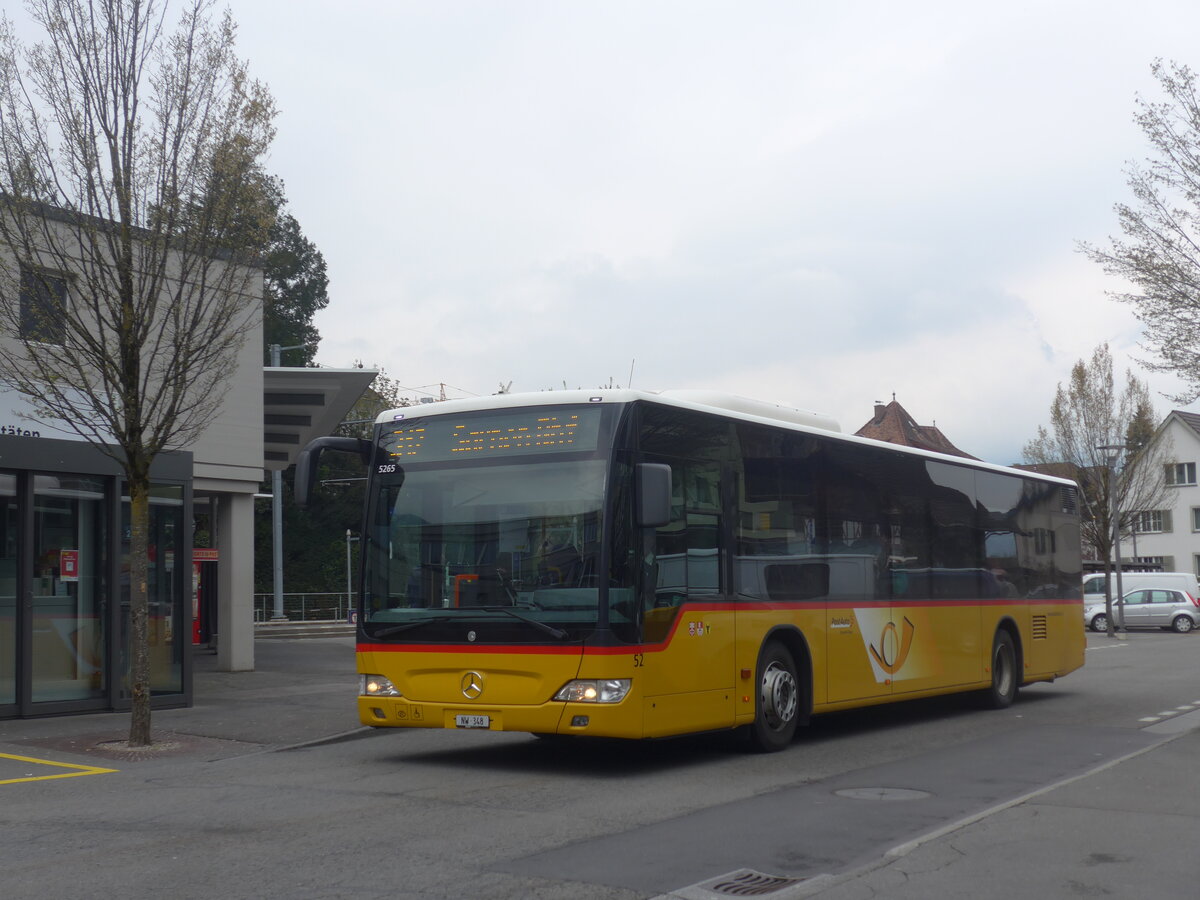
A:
1098;444;1127;636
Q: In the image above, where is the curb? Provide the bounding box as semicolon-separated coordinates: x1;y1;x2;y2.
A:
254;622;355;639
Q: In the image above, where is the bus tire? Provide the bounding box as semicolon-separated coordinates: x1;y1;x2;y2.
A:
749;641;800;752
984;630;1019;709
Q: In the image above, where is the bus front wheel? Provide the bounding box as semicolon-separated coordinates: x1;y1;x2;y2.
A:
984;630;1019;709
749;641;800;752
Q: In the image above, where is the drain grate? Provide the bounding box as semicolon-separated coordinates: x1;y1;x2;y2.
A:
706;869;806;896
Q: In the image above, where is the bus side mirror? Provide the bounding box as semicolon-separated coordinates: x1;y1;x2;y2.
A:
294;436;373;509
636;463;672;528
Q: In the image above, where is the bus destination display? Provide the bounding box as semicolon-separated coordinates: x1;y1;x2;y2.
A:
381;407;603;462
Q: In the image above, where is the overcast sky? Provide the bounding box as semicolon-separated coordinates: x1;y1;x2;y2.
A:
18;0;1200;465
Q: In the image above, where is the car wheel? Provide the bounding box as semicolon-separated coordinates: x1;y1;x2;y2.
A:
1090;614;1108;633
1172;616;1195;634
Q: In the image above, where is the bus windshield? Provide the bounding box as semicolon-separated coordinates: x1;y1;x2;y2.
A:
362;457;609;641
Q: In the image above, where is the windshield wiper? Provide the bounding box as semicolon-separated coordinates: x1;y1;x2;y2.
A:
367;616;454;639
479;607;570;641
366;609;570;641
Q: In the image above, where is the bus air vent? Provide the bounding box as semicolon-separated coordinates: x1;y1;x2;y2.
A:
1032;614;1048;640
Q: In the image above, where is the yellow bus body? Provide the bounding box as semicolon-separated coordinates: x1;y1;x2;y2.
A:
357;595;1084;739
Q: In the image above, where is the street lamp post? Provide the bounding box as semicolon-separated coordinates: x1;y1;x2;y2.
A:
1098;444;1127;635
345;528;353;615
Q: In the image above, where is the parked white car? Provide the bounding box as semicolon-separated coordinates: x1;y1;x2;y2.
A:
1084;588;1200;633
1083;571;1200;600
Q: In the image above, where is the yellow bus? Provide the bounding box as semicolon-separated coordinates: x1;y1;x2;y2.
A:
296;389;1084;751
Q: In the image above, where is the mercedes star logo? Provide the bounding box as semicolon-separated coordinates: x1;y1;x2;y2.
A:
461;671;484;699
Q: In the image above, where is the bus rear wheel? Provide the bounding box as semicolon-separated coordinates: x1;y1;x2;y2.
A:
984;630;1019;709
749;641;800;752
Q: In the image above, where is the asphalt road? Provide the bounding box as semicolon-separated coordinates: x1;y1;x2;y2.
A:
0;629;1197;899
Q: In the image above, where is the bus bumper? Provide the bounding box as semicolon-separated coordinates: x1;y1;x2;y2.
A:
357;695;644;738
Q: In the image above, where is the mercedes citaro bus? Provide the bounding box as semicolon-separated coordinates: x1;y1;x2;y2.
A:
296;389;1084;751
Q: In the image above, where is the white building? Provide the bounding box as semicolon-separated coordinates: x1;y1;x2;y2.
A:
1117;411;1200;576
1;213;373;719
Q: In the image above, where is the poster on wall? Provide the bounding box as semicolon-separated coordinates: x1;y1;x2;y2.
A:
60;549;80;582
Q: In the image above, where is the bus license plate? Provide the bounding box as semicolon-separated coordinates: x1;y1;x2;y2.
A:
455;714;490;729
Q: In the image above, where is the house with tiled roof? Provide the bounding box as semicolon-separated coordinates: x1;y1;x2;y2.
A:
1118;410;1200;574
854;397;978;460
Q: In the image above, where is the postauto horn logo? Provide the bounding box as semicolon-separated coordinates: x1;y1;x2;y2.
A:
854;610;933;683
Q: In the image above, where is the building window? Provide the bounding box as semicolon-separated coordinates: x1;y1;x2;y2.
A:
1193;508;1200;532
19;264;68;344
1132;510;1172;534
1033;527;1056;555
1165;462;1197;486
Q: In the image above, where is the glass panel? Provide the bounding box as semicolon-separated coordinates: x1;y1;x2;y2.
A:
120;483;185;697
975;470;1027;598
31;474;106;703
735;426;825;602
363;459;606;642
821;443;889;603
1013;479;1080;599
0;473;16;706
922;461;981;600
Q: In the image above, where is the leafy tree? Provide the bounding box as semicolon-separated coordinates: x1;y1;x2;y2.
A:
262;178;328;366
1125;397;1157;454
1023;344;1169;635
0;0;274;744
1082;59;1200;401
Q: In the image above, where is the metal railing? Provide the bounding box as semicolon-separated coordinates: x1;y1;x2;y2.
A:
253;592;354;623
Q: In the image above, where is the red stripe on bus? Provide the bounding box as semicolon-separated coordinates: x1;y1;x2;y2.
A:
358;593;1080;657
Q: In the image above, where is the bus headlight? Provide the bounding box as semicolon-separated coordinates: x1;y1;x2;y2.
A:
361;674;401;697
553;679;631;703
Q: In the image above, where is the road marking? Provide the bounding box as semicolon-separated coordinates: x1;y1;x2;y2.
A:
0;752;117;785
1137;703;1200;726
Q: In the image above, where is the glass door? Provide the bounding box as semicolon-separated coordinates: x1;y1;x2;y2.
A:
119;483;185;698
0;473;16;710
30;475;107;703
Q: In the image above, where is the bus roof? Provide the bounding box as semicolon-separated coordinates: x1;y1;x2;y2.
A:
375;389;1076;488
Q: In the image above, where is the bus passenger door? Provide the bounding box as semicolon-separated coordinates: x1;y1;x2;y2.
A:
825;554;893;703
640;460;736;736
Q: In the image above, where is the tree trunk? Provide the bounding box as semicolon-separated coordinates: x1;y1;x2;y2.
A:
127;473;152;746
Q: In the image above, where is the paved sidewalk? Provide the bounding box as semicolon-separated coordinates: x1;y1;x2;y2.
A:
779;718;1200;899
665;711;1200;900
0;636;364;758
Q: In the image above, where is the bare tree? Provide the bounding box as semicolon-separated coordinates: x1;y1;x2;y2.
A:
0;0;275;744
1023;344;1170;636
1081;59;1200;401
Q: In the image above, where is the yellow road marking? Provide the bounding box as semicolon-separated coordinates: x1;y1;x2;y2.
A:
0;752;117;784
